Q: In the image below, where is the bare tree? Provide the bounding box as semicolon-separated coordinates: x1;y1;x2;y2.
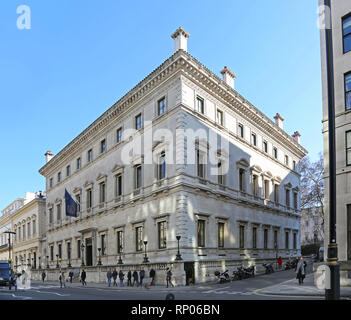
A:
299;152;324;240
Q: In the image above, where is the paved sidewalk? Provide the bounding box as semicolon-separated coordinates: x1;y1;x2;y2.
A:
256;273;351;299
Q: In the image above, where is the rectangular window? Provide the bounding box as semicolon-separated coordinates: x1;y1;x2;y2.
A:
263;140;268;153
88;149;93;162
251;133;257;146
87;188;92;209
347;131;351;165
77;157;81;170
264;180;269;200
57;204;61;221
67;242;71;260
49;208;53;223
115;174;123;197
343;14;351;54
158;152;166;180
136;226;143;251
217;161;224;185
77;239;81;258
49;178;53;188
135;165;142;190
197;96;204;114
32;221;36;235
50;246;54;261
158;97;166;115
158;221;167;249
100;139;106;153
57;172;61;183
239;169;245;192
293;233;297;250
293;160;296;171
66;165;71;177
99;182;106;203
274;184;279;203
197;220;205;247
58;244;62;259
196;149;206;179
285;231;289;249
23;226;25;240
218;222;225;248
273;147;278;159
345;73;351;110
252;175;258;196
216;109;223;126
101;234;106;255
293;192;298;209
274;230;278;249
135;113;142;130
27;223;31;238
239;225;245;249
116;127;123;143
238;123;244;138
117;231;123;253
264;229;268;249
252;227;257;249
286;189;290;207
285;155;289;166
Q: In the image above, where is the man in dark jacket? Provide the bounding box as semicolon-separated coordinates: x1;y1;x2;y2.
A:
139;269;145;287
127;270;132;286
112;269;118;287
149;268;156;285
132;270;138;287
69;271;74;283
81;269;87;286
119;270;124;287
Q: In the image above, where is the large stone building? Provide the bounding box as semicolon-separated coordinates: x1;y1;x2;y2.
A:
38;28;307;285
300;207;324;246
319;0;351;285
0;192;46;269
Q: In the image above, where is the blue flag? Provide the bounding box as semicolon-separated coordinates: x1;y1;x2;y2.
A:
65;189;77;217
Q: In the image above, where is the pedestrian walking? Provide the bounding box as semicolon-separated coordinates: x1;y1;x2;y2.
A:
119;270;124;287
59;272;66;288
112;269;118;286
81;269;87;286
132;270;138;287
9;270;15;291
69;271;74;283
278;256;282;270
149;268;156;285
166;268;174;288
107;269;112;287
127;270;132;286
139;269;145;287
41;271;46;283
296;257;306;285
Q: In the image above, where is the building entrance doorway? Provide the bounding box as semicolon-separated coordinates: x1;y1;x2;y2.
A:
85;238;93;266
184;262;195;285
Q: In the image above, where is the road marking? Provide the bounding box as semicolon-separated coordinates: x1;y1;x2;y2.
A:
0;293;32;300
31;290;71;297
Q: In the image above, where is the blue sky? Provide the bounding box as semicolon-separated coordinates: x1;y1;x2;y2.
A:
0;0;323;210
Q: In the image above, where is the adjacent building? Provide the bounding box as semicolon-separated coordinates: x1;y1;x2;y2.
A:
38;28;307;285
300;206;324;246
0;192;46;270
320;0;351;285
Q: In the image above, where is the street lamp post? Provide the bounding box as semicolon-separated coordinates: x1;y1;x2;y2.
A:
175;235;182;261
117;246;123;265
32;258;34;269
38;256;41;269
324;0;340;300
81;243;85;267
274;241;278;270
56;254;59;268
143;241;149;263
46;255;49;269
97;248;102;266
4;231;16;264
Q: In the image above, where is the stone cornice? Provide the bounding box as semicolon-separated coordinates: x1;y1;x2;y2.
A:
39;50;307;177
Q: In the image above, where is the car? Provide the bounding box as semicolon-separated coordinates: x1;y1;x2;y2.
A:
311;253;318;262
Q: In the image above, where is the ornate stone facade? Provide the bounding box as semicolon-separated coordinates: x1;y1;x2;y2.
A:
37;28;307;285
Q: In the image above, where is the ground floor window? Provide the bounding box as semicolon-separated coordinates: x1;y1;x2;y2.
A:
218;222;225;248
239;225;245;249
197;220;205;247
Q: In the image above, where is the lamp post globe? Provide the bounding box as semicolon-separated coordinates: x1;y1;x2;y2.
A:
175;235;182;261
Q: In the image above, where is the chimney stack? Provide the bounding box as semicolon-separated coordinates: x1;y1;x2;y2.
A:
45;150;53;163
171;27;190;52
274;113;284;129
220;66;236;89
292;131;301;144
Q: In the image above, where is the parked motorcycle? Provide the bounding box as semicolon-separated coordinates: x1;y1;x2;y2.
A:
262;263;274;274
232;267;244;281
243;265;255;278
214;270;231;283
